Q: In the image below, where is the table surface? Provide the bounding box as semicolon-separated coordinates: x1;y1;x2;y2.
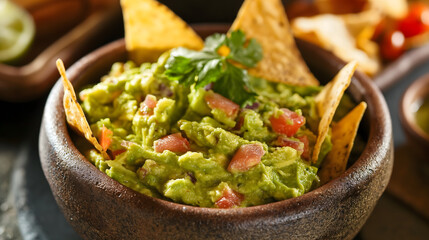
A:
1;0;429;236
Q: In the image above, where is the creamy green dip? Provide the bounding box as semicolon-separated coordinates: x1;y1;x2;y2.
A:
77;52;337;208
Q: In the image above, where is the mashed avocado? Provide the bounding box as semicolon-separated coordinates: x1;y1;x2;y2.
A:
78;52;334;208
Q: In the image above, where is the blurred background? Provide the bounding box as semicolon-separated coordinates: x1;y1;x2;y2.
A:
1;0;428;239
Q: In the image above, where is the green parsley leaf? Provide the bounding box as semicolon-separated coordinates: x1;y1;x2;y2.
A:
196;58;223;88
225;30;263;68
203;33;226;52
164;30;262;106
164;47;218;86
213;62;256;106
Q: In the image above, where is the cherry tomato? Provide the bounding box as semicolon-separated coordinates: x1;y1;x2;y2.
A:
154;133;190;154
381;30;405;61
397;2;429;38
270;108;306;137
227;144;265;173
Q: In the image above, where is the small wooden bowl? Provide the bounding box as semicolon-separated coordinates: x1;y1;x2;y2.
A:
39;26;393;239
0;0;121;102
400;74;429;157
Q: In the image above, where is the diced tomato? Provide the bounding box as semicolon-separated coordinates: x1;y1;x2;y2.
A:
270;108;305;137
272;135;310;160
154;133;190;154
204;91;240;118
111;149;126;158
139;94;157;115
215;187;244;208
397;2;429;38
272;136;304;152
227;144;265;173
381;30;405;61
297;135;310;161
99;125;113;151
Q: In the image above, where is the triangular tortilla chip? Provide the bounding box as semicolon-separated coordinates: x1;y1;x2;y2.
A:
292;14;380;76
57;59;110;160
121;0;204;64
341;9;381;38
312;61;357;162
318;101;367;184
369;0;407;19
315;0;407;19
229;0;319;86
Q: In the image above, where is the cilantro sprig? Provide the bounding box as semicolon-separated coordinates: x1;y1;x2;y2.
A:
164;30;263;106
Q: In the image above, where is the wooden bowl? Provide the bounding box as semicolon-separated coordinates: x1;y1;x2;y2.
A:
374;43;429;91
400;73;429;158
39;26;393;239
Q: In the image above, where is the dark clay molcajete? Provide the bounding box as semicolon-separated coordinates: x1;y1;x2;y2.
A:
39;26;393;240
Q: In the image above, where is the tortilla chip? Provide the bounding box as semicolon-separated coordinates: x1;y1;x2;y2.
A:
312;61;357;163
229;0;319;86
121;0;204;64
341;10;381;38
292;14;380;76
368;0;407;19
318;101;367;184
355;26;379;59
342;10;381;70
56;59;110;160
315;0;407;19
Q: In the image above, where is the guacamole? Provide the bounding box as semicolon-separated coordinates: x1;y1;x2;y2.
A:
75;51;337;208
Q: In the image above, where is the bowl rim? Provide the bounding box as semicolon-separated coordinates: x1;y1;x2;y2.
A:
400;73;429;143
41;35;392;218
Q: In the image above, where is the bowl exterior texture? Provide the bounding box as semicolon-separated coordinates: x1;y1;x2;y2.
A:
400;73;429;158
39;38;393;240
